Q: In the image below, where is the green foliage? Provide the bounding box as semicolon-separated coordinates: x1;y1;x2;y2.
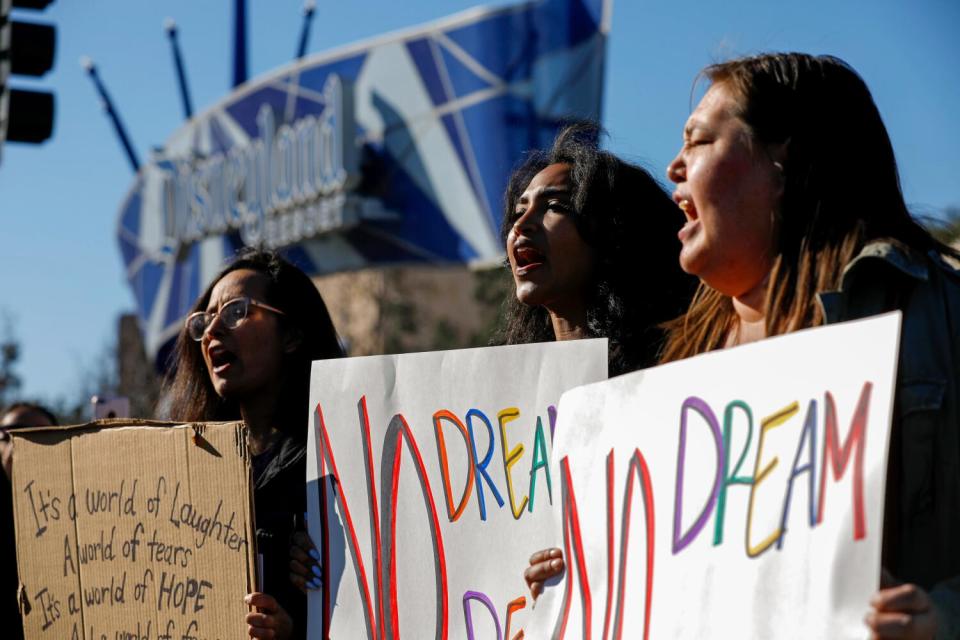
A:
432;318;461;351
466;266;511;346
927;206;960;246
381;297;417;355
0;314;22;408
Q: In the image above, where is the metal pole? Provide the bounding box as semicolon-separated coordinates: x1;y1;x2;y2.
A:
296;1;316;60
164;19;194;120
232;0;248;87
80;57;141;172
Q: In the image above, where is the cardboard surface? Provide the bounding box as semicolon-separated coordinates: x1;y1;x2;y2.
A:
305;340;609;638
11;420;256;640
527;313;902;639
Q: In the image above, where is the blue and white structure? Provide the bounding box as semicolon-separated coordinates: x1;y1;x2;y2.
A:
117;0;611;365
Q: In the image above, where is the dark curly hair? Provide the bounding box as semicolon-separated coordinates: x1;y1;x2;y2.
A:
494;122;696;375
0;402;58;427
162;248;343;436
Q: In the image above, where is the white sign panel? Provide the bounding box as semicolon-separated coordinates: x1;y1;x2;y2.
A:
528;313;901;639
306;340;608;638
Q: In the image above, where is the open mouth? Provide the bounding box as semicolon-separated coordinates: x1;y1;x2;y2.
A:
674;196;700;242
676;196;698;221
208;346;237;373
513;245;546;274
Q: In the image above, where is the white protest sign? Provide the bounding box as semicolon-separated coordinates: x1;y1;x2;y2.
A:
305;340;608;638
528;313;901;639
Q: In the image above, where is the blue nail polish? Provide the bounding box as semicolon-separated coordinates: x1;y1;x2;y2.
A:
308;549;321;561
311;564;323;579
307;578;321;590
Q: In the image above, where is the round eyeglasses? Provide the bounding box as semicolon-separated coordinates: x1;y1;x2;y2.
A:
185;297;286;341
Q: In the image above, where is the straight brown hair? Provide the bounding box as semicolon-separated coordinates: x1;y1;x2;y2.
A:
662;53;956;362
162;249;342;435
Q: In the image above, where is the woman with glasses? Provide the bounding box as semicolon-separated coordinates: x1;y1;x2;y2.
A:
164;248;342;640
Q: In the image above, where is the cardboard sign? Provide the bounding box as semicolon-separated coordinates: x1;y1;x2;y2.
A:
11;420;256;640
306;340;608;638
527;313;902;639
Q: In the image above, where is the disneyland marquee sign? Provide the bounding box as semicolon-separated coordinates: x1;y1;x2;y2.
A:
159;75;361;250
118;0;610;364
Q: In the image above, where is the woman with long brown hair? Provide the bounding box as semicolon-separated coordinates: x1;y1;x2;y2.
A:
526;53;960;639
165;248;342;639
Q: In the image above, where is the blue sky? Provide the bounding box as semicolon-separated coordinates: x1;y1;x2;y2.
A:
1;0;958;405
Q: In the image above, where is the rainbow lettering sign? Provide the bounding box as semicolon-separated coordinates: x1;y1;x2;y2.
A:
526;313;901;639
305;339;608;638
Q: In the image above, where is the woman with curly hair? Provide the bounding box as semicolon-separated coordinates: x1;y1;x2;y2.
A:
289;123;696;602
496;121;695;375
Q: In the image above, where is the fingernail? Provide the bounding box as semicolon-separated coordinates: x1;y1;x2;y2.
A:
244;594;253;604
308;579;321;590
309;549;321;561
312;565;323;579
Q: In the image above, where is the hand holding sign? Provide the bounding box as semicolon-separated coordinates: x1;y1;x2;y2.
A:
525;548;564;601
305;340;608;638
865;570;938;640
289;531;322;592
245;592;295;639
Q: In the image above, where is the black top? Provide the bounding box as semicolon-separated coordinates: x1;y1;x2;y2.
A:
253;434;307;639
1;471;24;640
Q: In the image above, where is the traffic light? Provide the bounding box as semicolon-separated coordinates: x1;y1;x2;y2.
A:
0;0;56;162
